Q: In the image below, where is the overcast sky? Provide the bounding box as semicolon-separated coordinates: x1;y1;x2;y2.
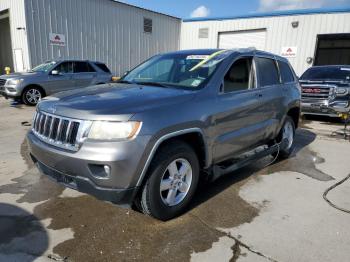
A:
119;0;350;18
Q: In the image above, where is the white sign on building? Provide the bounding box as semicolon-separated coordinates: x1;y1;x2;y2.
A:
49;33;65;46
281;46;297;57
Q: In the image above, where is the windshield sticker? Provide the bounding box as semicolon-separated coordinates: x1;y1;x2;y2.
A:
341;68;350;71
191;79;202;87
186;55;209;60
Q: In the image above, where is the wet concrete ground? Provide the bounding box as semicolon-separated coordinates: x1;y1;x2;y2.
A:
0;97;349;262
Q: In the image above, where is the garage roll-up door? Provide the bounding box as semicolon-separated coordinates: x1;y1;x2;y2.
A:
218;29;267;50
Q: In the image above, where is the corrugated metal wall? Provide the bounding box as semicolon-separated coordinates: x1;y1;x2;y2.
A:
0;0;30;72
181;12;350;75
24;0;181;75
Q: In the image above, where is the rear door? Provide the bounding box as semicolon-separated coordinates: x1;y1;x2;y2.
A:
73;61;97;89
255;56;285;141
212;56;266;163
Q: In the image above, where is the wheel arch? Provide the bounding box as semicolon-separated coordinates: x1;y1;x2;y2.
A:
22;84;46;97
135;128;208;188
287;107;300;129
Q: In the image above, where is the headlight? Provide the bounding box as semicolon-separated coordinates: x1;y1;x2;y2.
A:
88;121;142;140
7;79;23;85
335;87;348;95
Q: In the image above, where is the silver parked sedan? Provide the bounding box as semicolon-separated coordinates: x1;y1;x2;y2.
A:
0;60;113;105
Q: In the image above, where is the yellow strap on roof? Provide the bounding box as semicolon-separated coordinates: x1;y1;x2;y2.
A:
189;50;227;72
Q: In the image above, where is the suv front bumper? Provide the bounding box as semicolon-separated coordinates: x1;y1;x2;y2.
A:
27;130;152;206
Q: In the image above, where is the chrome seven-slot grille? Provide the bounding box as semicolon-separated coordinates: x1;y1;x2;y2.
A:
32;111;82;151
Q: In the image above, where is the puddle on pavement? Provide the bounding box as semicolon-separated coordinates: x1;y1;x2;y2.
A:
0;139;64;203
260;129;334;181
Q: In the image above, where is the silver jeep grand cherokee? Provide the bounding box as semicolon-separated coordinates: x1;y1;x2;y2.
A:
27;49;301;220
0;60;112;105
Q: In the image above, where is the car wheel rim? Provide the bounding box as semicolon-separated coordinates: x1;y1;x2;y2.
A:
160;158;193;207
26;89;41;104
282;121;294;150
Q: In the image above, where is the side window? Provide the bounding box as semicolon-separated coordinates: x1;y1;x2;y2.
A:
256;57;280;87
278;61;295;83
223;57;254;93
94;63;111;73
74;62;94;73
54;62;73;74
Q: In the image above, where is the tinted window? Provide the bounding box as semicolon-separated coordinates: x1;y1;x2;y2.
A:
223;58;254;93
256;57;280;87
94;63;111;73
54;62;73;74
74;62;95;73
300;67;350;81
278;61;295;83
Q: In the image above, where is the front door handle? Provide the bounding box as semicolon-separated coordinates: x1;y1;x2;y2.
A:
256;93;263;98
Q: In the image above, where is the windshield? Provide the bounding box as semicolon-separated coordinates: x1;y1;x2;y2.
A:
31;61;57;72
122;50;230;89
300;67;350;81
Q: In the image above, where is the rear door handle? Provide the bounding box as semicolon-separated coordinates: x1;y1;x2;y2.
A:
256;93;263;98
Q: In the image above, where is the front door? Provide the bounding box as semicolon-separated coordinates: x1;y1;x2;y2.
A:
46;61;75;95
212;56;265;163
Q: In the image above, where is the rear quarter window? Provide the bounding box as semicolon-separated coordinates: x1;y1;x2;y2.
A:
94;63;111;73
256;57;280;87
278;61;295;83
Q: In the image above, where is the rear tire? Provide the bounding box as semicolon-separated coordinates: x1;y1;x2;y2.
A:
22;87;43;106
273;116;296;159
137;141;199;221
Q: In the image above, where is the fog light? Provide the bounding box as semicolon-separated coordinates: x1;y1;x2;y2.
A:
6;87;16;92
88;164;111;179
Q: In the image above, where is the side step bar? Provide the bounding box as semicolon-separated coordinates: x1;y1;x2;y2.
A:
211;139;288;181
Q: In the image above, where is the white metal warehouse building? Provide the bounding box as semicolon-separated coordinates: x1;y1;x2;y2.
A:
0;0;181;75
0;1;349;77
181;8;350;75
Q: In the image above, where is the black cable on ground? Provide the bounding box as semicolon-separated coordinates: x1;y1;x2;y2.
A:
323;173;350;214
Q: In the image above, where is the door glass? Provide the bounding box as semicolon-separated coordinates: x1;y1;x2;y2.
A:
74;62;90;73
54;62;73;74
256;57;280;87
278;61;295;83
223;58;253;93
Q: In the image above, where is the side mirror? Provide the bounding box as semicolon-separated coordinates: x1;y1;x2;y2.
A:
123;71;129;76
51;70;60;76
111;76;121;81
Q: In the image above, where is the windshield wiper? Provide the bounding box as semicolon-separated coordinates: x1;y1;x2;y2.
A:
117;80;134;84
135;81;169;88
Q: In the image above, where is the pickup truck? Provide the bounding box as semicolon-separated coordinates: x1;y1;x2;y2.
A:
300;65;350;117
27;49;301;220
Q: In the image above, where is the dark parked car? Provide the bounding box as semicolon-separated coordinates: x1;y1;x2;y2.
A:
0;60;112;105
300;65;350;117
27;49;301;220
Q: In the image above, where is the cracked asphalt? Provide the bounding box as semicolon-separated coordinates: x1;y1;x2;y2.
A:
0;97;349;262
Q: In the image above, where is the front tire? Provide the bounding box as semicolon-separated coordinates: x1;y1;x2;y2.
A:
138;141;199;221
22;87;43;106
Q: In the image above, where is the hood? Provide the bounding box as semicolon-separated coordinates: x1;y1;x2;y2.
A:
38;83;196;121
0;71;42;80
